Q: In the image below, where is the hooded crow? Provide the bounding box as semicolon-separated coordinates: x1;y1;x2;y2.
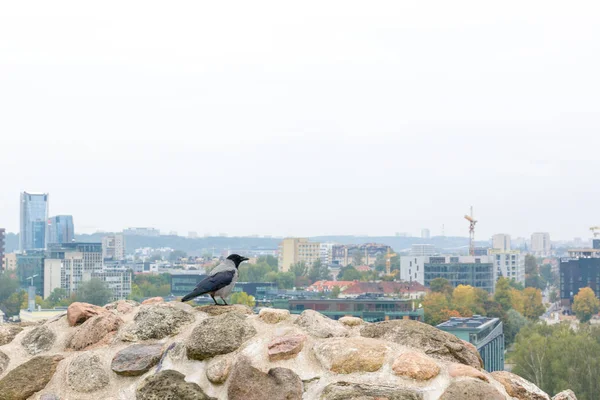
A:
181;254;249;305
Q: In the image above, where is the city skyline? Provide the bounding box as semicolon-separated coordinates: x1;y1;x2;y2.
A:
2;2;599;240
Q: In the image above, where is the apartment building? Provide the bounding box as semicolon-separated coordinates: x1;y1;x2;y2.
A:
278;238;321;272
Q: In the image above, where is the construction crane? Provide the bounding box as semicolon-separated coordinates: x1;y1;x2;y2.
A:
385;248;397;275
464;206;477;256
590;227;600;238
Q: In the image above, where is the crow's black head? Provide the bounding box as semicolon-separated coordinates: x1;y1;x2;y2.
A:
227;254;249;268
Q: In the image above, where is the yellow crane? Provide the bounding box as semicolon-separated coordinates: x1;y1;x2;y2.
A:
590;227;600;238
464;206;477;256
385;248;397;275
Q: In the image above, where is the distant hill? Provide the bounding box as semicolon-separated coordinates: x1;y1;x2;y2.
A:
3;232;488;255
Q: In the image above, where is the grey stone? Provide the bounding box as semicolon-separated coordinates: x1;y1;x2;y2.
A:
320;382;423;400
39;395;60;400
136;369;216;400
228;357;303;400
111;344;164;376
67;312;123;350
125;304;194;341
553;390;578;400
0;355;63;400
360;319;483;368
67;353;109;393
21;326;56;355
206;355;233;384
491;370;551;400
0;350;9;376
0;325;23;346
186;312;256;361
294;310;349;338
439;379;505;400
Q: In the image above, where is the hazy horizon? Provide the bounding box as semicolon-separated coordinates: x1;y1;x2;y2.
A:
2;1;599;240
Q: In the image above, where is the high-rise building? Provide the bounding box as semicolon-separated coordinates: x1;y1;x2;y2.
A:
330;243;390;266
488;249;525;283
46;242;103;297
410;244;436;256
492;234;511;252
560;248;600;306
88;269;132;301
46;215;74;246
3;253;17;271
320;242;336;266
402;255;495;293
531;232;551;257
421;229;431;239
102;234;126;261
20;192;49;251
278;238;321;272
0;228;5;271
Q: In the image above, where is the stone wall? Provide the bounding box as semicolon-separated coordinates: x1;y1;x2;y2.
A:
0;300;576;400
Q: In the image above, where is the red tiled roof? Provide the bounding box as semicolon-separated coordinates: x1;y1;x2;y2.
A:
306;280;357;292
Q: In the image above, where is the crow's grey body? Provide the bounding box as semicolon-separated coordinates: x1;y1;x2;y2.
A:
181;259;239;303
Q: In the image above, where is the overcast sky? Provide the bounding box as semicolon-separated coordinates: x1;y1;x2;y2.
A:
1;1;599;240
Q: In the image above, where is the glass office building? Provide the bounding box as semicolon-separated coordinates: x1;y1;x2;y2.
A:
437;316;504;372
20;192;49;251
16;251;45;297
424;256;495;293
46;215;74;246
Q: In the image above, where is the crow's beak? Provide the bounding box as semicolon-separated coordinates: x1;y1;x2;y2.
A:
242;257;249;262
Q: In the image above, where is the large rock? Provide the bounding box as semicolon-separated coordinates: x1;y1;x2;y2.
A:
392;351;440;381
491;370;550;400
294;310;349;338
67;353;109;393
268;334;306;361
39;394;60;400
227;357;303;400
314;337;387;374
360;319;482;368
0;325;23;346
448;363;489;382
141;297;164;305
124;304;194;341
259;308;291;324
320;382;423;400
439;379;505;400
186;312;256;360
21;326;56;355
197;304;253;316
206;355;233;384
339;316;365;327
0;355;63;400
111;343;164;376
136;369;216;400
67;302;107;326
68;312;123;350
105;299;138;314
553;390;577;400
0;350;9;376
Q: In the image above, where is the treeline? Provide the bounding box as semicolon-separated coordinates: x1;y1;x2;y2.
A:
512;323;600;400
423;277;543;346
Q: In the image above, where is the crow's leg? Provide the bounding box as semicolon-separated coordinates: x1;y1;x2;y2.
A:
210;295;219;305
221;297;228;306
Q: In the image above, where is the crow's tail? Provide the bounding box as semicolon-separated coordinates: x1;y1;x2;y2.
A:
181;288;206;302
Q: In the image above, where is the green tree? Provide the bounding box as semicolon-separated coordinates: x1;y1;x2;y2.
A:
522;287;545;320
290;262;308;278
549;289;559;303
169;250;187;262
451;285;477;317
540;264;556;286
330;286;341;299
257;255;278;268
430;278;453;299
76;279;113;306
351;249;364;266
494;277;513;312
128;284;144;302
46;288;69;307
423;292;454;325
0;273;19;304
525;254;538;275
274;272;295;289
340;266;361;281
573;287;600;323
1;290;26;317
308;260;330;283
230;291;256;307
504;309;528;346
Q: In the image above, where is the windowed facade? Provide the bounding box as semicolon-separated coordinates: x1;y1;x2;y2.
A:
20;192;49;251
